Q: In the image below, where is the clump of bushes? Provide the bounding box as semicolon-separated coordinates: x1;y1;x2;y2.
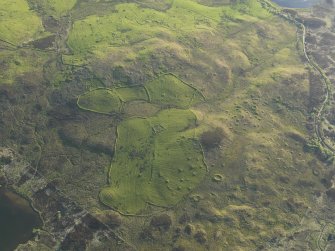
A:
96;211;122;228
139;214;173;241
150;214;172;231
300;17;326;29
172;246;186;251
200;127;224;149
184;223;194;235
194;229;207;244
139;227;154;241
0;155;12;165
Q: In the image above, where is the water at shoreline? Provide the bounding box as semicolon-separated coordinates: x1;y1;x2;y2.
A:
272;0;320;8
0;188;42;251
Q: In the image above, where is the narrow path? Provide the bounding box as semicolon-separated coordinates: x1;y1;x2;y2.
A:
259;2;335;250
300;24;335;154
260;0;335;156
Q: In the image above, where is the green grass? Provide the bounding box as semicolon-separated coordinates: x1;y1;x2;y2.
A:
100;109;206;214
123;101;160;117
0;49;50;85
0;0;329;249
76;74;206;215
77;73;207;214
0;0;45;44
77;88;122;114
66;0;223;63
145;74;205;108
29;0;77;18
65;0;272;66
77;73;204;115
134;0;173;10
69;0;319;247
116;86;149;102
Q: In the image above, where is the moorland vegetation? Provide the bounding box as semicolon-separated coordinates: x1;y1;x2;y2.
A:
0;0;333;250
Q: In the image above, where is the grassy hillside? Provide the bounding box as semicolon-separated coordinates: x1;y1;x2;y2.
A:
100;109;206;214
29;0;77;18
0;0;45;44
0;0;331;250
65;0;271;66
78;73;207;214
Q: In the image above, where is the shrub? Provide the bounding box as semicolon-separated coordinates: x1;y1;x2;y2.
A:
200;127;224;148
0;156;11;165
194;229;207;244
150;214;172;230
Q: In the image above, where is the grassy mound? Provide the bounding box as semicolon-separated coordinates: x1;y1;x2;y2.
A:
123;101;160;117
78;75;206;214
145;74;205;108
116;86;149;102
0;49;50;85
77;73;204;115
100;109;206;214
77;89;122;114
0;0;45;44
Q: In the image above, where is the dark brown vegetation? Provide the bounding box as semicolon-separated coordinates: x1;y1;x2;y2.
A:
150;214;172;231
326;0;334;6
96;211;122;228
327;107;335;125
172;246;186;251
200;127;224;149
184;224;194;235
320;32;335;46
326;188;335;201
30;35;56;49
194;229;207;244
139;227;154;241
2;0;334;250
301;17;327;29
0;155;12;165
283;9;298;17
178;213;191;224
0;64;115;212
308;71;325;113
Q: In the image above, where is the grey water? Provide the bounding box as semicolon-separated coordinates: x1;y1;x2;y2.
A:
0;188;42;251
272;0;320;8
